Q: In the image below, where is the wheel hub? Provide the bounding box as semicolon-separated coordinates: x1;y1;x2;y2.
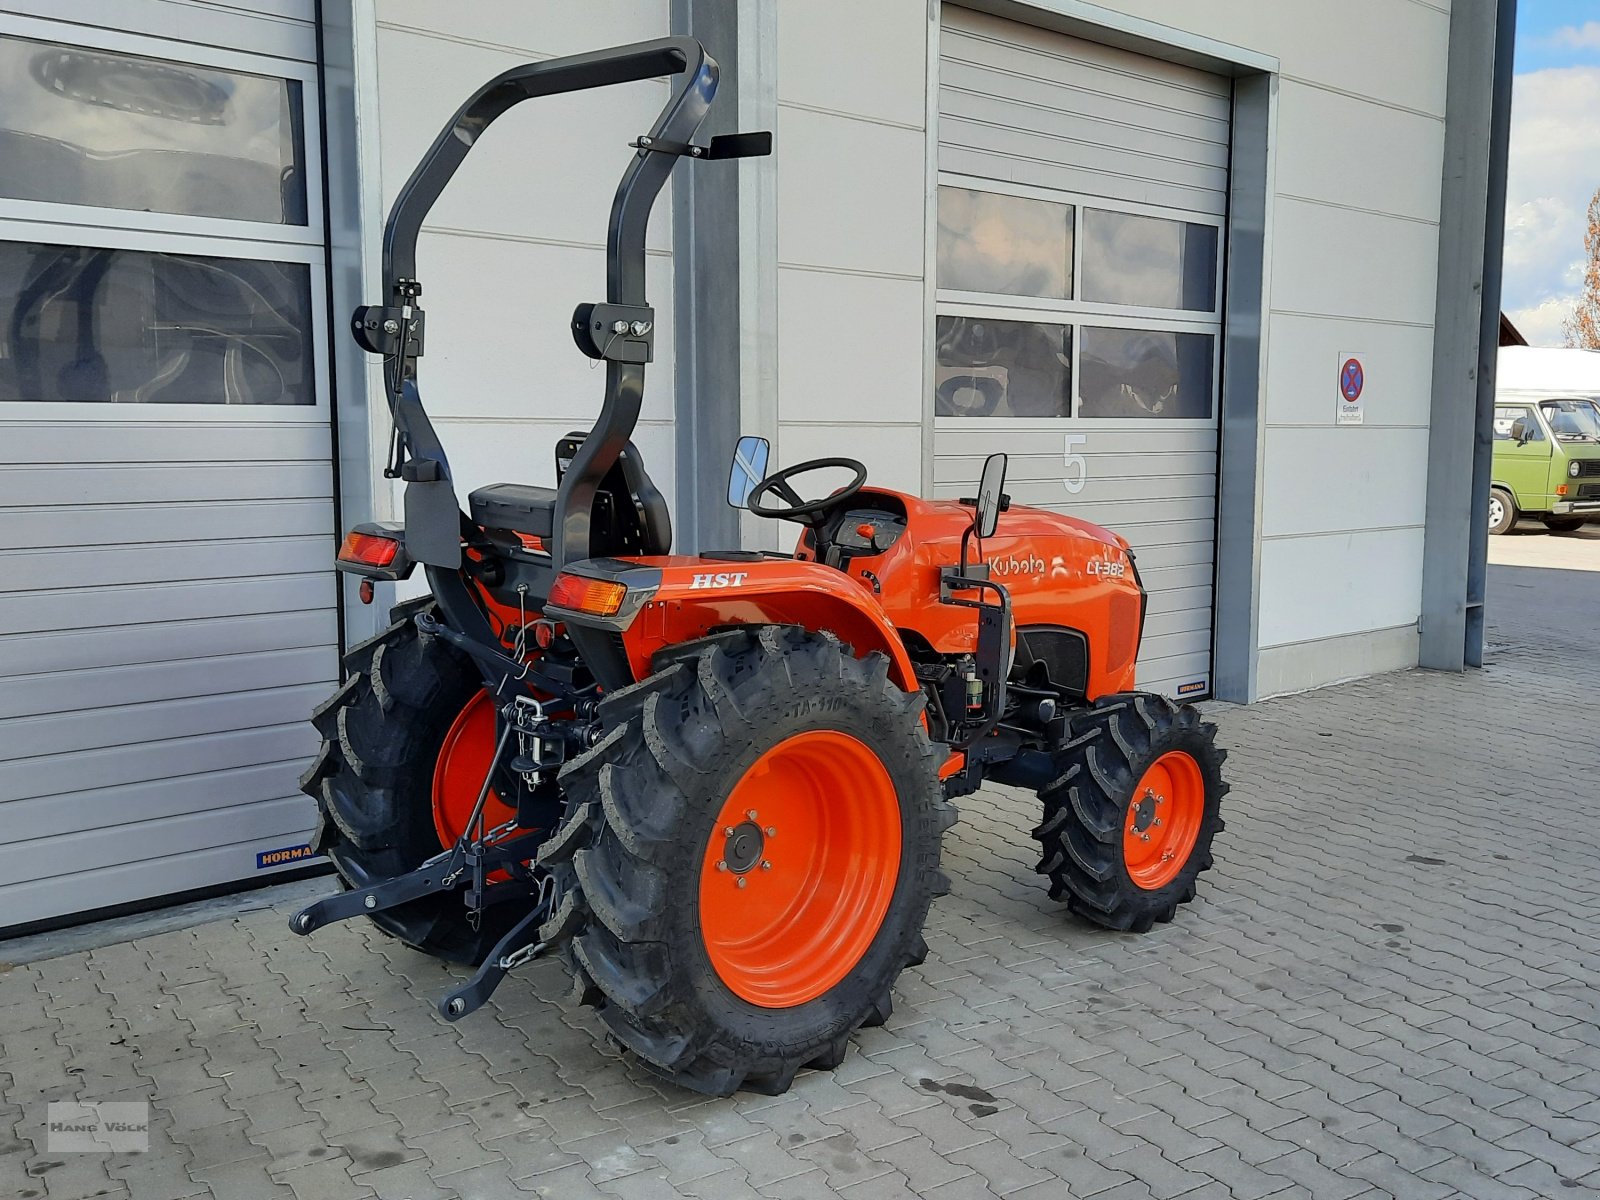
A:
1131;789;1159;833
721;820;766;875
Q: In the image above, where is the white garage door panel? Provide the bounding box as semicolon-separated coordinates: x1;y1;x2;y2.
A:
936;6;1227;699
1138;649;1212;689
0;723;317;803
1141;629;1212;661
938;117;1229;202
932;489;1214;531
0;646;335;720
0;499;333;551
1117;539;1216;571
4;757;306;850
936;467;1215;504
939;15;1231;217
0;422;332;463
1144;608;1214;640
1138;563;1216;592
0;827;314;930
0;610;336;678
936;450;1217;482
0;794;310;887
0;12;338;928
938;427;1219;456
1;682;332;762
0;462;332;507
5;537;331;592
0;574;335;638
1121;521;1217;554
938;56;1229;147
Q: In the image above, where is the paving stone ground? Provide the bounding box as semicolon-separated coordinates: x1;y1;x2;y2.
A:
3;533;1599;1199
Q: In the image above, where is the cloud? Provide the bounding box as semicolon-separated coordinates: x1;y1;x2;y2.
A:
1549;22;1600;51
1503;65;1600;345
1508;297;1577;347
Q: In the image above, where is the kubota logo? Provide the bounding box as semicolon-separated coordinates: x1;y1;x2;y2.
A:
989;554;1045;580
689;572;749;589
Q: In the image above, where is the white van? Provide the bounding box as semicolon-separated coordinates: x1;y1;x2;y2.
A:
1490;347;1600;533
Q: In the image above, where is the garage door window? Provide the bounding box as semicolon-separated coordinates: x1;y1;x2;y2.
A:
1078;328;1213;420
935;179;1222;424
1079;209;1217;312
0;20;324;414
937;186;1073;300
936;315;1071;418
0;34;308;225
0;241;314;405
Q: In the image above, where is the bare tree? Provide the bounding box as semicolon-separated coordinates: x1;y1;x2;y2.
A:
1566;185;1600;349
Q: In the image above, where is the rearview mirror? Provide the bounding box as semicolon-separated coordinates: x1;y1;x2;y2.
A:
976;453;1008;538
727;435;770;509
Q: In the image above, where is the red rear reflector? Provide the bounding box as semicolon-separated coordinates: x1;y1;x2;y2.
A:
358;579;375;605
548;573;627;616
339;531;399;567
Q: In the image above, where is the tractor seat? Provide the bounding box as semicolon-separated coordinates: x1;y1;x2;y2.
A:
469;483;556;539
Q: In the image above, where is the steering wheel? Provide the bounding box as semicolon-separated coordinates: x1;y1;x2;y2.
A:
747;457;868;525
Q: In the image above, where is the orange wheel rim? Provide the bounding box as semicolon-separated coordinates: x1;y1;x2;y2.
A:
432;690;518;850
699;730;902;1009
1123;750;1205;890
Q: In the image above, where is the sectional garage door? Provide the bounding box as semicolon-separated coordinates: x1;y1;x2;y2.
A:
932;6;1231;698
0;4;334;929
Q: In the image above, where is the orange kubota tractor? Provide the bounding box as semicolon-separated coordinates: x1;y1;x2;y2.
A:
292;37;1227;1096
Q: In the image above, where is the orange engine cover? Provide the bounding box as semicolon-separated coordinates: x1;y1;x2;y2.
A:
795;489;1145;698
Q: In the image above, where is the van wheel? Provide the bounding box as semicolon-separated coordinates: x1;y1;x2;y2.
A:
1542;516;1586;533
1488;489;1517;535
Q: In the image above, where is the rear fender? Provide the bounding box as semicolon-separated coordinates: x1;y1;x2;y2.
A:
555;556;920;691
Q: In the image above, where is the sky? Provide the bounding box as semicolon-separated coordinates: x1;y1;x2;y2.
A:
1502;1;1600;345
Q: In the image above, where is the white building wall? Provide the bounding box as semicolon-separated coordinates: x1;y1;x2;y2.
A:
765;0;1452;697
768;0;928;494
366;1;677;540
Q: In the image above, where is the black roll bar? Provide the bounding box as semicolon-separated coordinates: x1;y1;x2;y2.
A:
368;37;718;572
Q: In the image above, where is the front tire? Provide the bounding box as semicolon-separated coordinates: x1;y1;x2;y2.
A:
1488;488;1518;535
538;626;955;1096
1032;693;1226;933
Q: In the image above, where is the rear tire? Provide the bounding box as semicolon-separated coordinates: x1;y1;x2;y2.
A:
1488;488;1517;535
1542;516;1587;532
299;600;522;964
1032;693;1226;933
538;626;955;1096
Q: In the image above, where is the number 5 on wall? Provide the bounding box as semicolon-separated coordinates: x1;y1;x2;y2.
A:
1063;433;1088;495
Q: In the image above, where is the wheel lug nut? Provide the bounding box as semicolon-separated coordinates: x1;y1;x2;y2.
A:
766;827;777;837
1153;818;1162;827
1141;833;1150;842
716;861;728;872
746;810;758;820
761;861;772;870
736;877;747;888
724;826;735;837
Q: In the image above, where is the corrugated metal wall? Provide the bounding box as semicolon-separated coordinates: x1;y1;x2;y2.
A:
933;6;1230;698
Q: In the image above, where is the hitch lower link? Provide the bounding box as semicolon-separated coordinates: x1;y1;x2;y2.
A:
288;695;564;1021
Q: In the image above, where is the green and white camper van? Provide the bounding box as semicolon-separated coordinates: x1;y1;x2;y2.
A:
1490;347;1600;535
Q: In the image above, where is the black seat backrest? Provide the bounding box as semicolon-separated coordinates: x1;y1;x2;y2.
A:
556;432;672;557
